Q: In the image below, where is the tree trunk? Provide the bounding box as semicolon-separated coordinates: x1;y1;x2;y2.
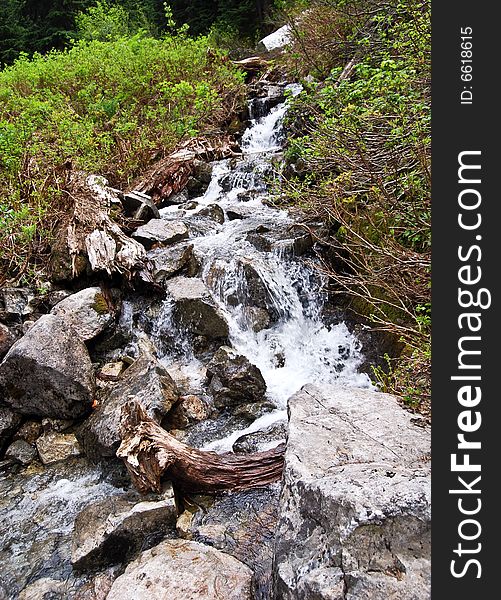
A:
117;401;285;495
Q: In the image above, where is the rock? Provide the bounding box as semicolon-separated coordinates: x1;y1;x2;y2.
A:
206;346;266;407
13;420;43;444
74;569;119;600
226;205;255;220
0;323;15;358
164;190;189;206
41;418;74;432
4;439;37;465
132;219;189;249
166;276;229;339
165;395;210;429
0;407;21;452
0;288;36;321
165;361;207;396
122;191;160;221
192;159;213;185
106;538;253;600
179;200;199;210
197;204;225;224
72;486;177;570
77;351;178;460
273;384;431;600
233;421;287;454
51;287;115;342
36;432;82;465
97;361;125;382
180;487;280;598
140;243;194;285
244;306;271;332
18;578;68;600
0;314;95;419
239;258;277;316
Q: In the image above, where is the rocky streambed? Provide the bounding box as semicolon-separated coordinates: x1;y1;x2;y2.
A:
0;81;430;599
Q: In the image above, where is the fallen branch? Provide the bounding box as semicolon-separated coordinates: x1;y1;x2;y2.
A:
117;401;285;494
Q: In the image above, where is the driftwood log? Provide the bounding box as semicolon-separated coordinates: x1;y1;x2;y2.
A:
131;136;241;204
117;401;285;494
50;172;146;281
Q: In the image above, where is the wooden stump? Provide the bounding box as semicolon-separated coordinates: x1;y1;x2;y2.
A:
117;401;285;494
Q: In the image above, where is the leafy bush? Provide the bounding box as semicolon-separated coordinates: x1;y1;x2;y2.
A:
0;31;245;284
279;0;431;408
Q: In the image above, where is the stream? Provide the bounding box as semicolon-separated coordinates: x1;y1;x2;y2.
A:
0;82;372;599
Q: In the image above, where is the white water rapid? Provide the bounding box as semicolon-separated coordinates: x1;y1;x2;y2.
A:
156;83;372;452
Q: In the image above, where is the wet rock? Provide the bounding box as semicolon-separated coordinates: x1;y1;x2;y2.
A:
232;400;276;421
0;407;21;452
192;159;213;185
0;314;95;419
36;432;82;465
4;439;37;466
122;191;160;222
240;258;276;313
51;287;115;342
206;346;266;407
165;395;211;429
165;361;207;396
106;538;253;600
183;487;280;598
244;306;271;332
164;189;189;206
180;200;199;210
273;384;431;599
72;486;177;570
246;232;273;252
197;204;225;224
233;422;287;454
77;351;178;460
140;243;194;285
166;276;229;339
132;219;189;249
0;323;15;358
226;205;256;220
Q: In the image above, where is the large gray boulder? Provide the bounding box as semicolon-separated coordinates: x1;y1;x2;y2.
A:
206;346;266;407
72;485;177;570
132;219;188;249
166;276;229;339
0;314;95;419
51;287;114;342
106;539;253;600
273;384;431;600
77;350;178;460
140;243;195;285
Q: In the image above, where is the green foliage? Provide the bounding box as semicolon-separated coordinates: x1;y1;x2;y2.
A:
0;32;245;283
75;1;135;41
280;0;431;408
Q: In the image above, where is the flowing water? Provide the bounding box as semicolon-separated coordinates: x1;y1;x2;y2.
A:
154;83;371;451
0;83;372;598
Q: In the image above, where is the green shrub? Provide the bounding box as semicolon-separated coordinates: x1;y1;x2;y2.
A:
0;32;245;284
279;0;431;408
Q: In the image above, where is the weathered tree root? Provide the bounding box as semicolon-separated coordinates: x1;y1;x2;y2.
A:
117;401;285;494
